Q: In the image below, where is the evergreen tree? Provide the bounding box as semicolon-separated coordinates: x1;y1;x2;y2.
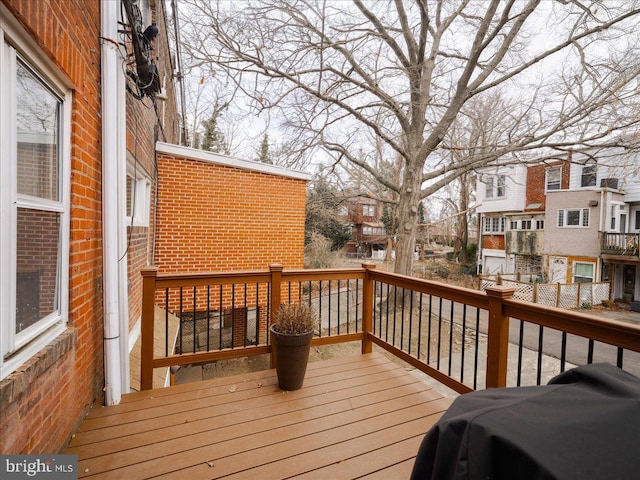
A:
200;101;229;154
258;133;272;164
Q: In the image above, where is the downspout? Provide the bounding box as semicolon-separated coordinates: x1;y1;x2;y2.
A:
101;0;123;406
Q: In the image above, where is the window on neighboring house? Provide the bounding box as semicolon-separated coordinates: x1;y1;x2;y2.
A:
362;205;375;217
546;166;562;191
611;205;616;230
580;162;597;187
483;216;505;233
0;31;71;379
521;220;532;230
558;208;590;227
573;262;594;283
485;175;506;199
635;210;640;230
536;220;545;230
510;221;518;230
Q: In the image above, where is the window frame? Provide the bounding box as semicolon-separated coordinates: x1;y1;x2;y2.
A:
362;205;376;217
0;16;72;380
557;208;590;228
126;161;151;228
483;216;505;233
545;166;562;191
484;174;506;199
580;162;597;187
573;261;595;283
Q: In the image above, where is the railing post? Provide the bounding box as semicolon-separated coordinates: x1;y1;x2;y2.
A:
361;263;376;354
269;264;283;367
140;267;158;390
485;285;515;389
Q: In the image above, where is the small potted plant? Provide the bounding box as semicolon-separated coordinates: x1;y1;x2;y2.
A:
270;302;317;390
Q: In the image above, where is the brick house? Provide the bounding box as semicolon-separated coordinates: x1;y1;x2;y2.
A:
0;0;309;455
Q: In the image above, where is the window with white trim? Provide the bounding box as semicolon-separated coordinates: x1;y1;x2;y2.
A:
484;175;506;199
126;163;151;227
573;262;594;283
362;205;375;217
557;208;589;228
483;216;505;233
1;21;71;379
546;166;561;191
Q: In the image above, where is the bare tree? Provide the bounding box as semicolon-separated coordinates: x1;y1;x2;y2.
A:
180;0;640;275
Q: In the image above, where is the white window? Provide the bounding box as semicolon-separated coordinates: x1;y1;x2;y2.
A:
573;262;595;283
0;19;71;379
483;216;505;233
485;175;506;199
126;163;151;227
509;221;517;230
635;210;640;231
521;220;532;230
362;205;375;217
546;166;562;191
536;220;545;230
557;208;590;228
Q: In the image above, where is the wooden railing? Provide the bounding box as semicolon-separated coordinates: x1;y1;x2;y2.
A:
140;264;640;392
601;232;640;256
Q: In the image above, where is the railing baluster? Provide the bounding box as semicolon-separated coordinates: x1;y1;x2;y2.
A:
437;297;443;370
255;282;260;345
417;292;423;360
587;339;594;364
408;290;414;356
560;331;567;372
219;285;223;350
385;283;390;342
355;278;360;332
346;279;350;334
400;288;405;350
536;325;544;385
192;286;197;354
517;320;524;387
617;347;624;368
244;284;248;348
165;288;169;357
319;280;323;337
460;304;467;384
206;286;211;351
448;300;454;376
474;307;480;390
427;294;433;365
231;284;235;349
337;279;341;335
392;286;398;346
328;280;332;335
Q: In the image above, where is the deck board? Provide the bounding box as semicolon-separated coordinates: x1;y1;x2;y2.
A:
67;352;451;479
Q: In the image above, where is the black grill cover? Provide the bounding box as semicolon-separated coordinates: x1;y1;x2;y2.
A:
410;363;640;480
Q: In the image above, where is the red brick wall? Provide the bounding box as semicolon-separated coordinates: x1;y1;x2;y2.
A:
526;160;571;209
155;155;307;273
0;0;104;453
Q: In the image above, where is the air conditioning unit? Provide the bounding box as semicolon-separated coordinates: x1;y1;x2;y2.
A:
600;178;619;189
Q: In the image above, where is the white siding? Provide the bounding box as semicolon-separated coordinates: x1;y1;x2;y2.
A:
476;165;527;214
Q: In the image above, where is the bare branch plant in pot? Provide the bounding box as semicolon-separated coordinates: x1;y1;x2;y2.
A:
270;303;317;391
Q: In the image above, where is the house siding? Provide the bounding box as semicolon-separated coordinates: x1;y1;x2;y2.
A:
0;0;104;453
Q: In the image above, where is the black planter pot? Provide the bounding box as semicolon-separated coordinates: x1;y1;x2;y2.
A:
270;325;313;391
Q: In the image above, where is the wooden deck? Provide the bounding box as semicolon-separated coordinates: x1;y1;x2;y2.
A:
67;352;452;479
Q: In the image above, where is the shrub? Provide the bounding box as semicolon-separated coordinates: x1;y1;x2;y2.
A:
271;303;317;334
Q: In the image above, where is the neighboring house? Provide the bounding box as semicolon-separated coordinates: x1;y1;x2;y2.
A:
0;0;309;455
476;149;640;302
339;197;387;258
476;164;528;274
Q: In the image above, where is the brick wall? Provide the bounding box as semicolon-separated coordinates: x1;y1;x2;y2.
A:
0;0;104;453
154;152;308;346
155;154;307;273
526;160;571;209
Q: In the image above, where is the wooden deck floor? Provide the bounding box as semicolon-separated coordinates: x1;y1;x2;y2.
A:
67;352;451;479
